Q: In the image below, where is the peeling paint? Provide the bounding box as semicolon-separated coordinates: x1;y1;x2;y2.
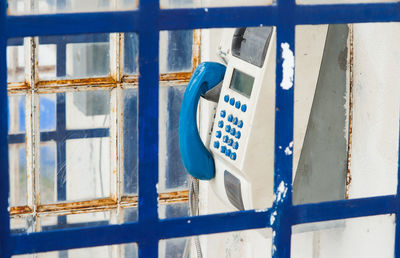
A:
270;210;277;225
284;141;293;156
280;43;294;90
275;181;288;202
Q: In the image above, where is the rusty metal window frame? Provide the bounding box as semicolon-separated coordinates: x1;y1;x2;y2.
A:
6;2;200;254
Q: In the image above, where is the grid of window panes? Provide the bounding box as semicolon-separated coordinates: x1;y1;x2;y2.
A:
6;2;199;258
4;0;400;258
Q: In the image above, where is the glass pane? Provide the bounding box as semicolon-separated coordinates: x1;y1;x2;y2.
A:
123;88;138;195
159;228;272;258
125;31;193;75
39;91;111;203
159;30;194;73
158;85;189;193
38;34;110;80
8;0;137;15
8;95;26;207
159;202;188;219
39;94;56;131
160;0;273;9
40;142;57;204
124;33;138;75
123;207;138;223
10;216;34;234
66;91;110;129
66;137;110;201
291;215;395;258
40;212;111;231
7;38;25;83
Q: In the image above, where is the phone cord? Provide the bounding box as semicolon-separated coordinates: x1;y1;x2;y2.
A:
182;177;203;258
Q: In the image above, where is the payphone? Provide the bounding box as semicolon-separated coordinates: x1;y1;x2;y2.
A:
179;27;276;211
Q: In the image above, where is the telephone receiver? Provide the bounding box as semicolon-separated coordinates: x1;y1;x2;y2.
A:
179;62;226;180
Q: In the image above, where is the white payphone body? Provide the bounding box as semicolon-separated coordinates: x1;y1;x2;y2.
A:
208;27;276;210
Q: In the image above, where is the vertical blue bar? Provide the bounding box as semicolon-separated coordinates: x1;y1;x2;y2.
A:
137;1;160;257
272;0;295;257
0;0;10;257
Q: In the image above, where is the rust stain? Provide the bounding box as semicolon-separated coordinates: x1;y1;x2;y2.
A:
38;198;117;213
345;24;354;200
38;76;116;88
10;206;32;216
192;29;202;70
10;191;189;217
122;72;192;85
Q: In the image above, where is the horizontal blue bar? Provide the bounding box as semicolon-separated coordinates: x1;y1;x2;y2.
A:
295;3;400;25
10;193;399;255
7;134;25;144
39;34;109;45
40;128;109;142
292;195;398;225
5;3;400;38
6;11;140;38
158;6;278;30
10;209;270;255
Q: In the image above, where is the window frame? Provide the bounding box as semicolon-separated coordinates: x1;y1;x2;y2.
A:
1;0;400;258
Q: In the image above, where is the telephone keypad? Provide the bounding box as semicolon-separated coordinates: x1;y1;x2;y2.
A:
214;96;249;162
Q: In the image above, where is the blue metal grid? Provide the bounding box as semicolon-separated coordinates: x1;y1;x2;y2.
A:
1;0;400;257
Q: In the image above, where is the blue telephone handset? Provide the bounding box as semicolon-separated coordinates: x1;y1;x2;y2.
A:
179;62;226;180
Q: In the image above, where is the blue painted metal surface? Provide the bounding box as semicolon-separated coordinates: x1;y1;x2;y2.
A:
1;0;400;257
179;62;226;180
0;0;10;257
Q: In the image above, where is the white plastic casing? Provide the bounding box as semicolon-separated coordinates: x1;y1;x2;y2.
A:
208;29;276;210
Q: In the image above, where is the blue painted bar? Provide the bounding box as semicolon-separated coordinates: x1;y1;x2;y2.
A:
3;0;400;257
6;11;140;38
10;209;270;255
292;195;398;225
137;0;160;256
295;3;400;25
272;3;295;256
0;1;10;258
5;3;400;38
